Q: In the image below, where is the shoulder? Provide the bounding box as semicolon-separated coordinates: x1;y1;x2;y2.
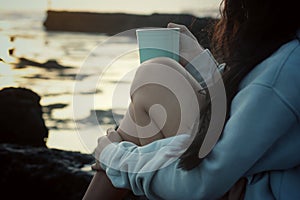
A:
240;38;300;119
272;40;300;119
241;38;300;87
268;38;300;87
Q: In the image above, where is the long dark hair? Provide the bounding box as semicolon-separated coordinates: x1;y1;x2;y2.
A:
179;0;300;170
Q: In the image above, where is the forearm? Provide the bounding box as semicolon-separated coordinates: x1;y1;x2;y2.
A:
100;85;297;199
100;135;206;199
100;140;230;199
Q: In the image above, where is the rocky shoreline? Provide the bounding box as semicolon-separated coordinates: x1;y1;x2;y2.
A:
0;11;218;199
0;143;94;199
0;87;94;199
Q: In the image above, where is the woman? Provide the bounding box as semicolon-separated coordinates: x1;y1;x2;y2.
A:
84;0;300;199
84;23;216;199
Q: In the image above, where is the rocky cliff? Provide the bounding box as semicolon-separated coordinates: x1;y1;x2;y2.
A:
44;10;216;48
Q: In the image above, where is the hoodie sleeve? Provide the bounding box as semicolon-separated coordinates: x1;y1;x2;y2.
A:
100;83;297;199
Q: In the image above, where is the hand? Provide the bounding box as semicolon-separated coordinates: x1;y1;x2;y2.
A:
167;23;204;66
92;128;123;171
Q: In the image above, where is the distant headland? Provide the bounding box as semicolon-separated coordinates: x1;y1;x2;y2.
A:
44;10;216;48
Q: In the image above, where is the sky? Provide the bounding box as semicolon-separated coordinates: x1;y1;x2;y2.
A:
0;0;221;14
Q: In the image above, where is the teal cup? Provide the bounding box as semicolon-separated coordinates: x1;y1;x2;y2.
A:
136;28;180;63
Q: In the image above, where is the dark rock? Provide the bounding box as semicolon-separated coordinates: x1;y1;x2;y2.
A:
16;57;72;70
42;103;73;130
76;109;124;126
44;59;68;69
0;87;48;147
10;36;15;42
8;48;15;56
43;103;68;116
0;143;94;200
44;11;217;49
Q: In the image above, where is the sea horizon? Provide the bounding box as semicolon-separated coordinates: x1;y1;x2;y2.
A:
0;0;220;16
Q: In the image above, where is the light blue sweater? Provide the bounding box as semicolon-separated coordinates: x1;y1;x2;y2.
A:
100;30;300;200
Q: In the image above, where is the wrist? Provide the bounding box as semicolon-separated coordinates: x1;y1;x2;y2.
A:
99;142;117;170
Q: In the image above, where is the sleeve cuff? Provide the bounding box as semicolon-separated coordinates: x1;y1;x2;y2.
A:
99;142;119;170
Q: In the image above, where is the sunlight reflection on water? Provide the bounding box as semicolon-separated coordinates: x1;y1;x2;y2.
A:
0;8;218;153
0;11;140;153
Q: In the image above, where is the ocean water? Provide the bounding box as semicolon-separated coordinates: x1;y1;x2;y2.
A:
0;9;217;153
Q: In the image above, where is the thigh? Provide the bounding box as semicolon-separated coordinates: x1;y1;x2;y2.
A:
118;101;165;146
143;57;202;92
130;57;201;139
131;83;181;144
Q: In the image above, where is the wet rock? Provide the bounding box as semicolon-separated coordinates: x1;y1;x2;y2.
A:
0;143;94;200
16;57;72;70
8;48;15;56
43;103;68;116
76;109;124;126
0;87;48;147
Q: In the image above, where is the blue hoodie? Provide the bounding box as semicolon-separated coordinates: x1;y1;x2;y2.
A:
100;30;300;200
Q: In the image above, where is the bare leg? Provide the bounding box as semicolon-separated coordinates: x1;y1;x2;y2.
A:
83;171;129;200
83;57;203;199
118;57;203;145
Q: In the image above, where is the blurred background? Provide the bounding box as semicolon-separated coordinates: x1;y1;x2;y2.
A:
0;0;221;199
0;0;220;153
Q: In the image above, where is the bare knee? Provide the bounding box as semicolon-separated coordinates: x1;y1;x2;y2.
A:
131;57;201;96
143;57;182;68
138;57;186;75
132;57;185;89
130;84;177;120
130;84;160;110
130;83;181;138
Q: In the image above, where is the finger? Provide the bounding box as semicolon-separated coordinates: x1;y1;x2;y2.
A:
167;22;178;28
97;135;111;147
167;22;187;30
91;163;97;170
106;128;123;142
168;23;197;40
95;136;109;159
108;132;123;142
91;162;101;171
168;23;191;34
97;135;104;143
94;147;99;159
106;127;115;135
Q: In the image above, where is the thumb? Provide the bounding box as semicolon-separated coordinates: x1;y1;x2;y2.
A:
167;22;177;28
167;23;196;39
167;22;186;30
91;161;102;171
